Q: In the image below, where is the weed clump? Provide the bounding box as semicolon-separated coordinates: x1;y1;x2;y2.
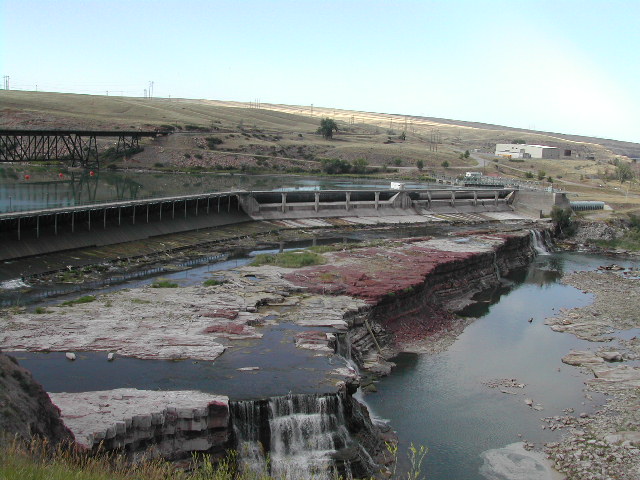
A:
61;295;96;306
251;250;325;268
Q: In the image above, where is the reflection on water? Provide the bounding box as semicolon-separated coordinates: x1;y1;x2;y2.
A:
0;169;440;213
9;323;344;400
364;252;640;480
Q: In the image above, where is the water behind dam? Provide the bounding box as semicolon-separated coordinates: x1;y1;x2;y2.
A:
0;169;439;213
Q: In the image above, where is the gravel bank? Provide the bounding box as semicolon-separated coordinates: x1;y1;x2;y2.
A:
544;269;640;480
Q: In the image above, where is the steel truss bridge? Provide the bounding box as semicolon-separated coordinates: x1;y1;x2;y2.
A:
0;129;169;169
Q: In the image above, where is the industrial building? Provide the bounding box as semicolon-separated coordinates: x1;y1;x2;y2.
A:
495;143;560;159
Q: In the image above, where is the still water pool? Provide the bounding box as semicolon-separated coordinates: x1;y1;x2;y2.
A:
364;252;640;480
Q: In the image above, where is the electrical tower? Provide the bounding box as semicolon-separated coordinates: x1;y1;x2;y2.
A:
429;129;441;152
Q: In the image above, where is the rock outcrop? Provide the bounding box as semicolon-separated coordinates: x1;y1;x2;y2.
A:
0;351;73;445
48;389;229;461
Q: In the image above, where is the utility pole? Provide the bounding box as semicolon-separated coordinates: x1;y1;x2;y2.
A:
3;76;9;90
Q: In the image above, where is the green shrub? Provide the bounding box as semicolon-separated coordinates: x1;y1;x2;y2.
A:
251;250;325;268
203;278;226;287
206;137;223;149
61;295;96;306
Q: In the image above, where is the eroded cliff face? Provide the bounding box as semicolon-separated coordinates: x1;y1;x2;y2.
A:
331;231;539;375
0;351;73;445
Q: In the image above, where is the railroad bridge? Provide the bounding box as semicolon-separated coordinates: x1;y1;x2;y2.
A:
0;186;570;262
0;129;169;168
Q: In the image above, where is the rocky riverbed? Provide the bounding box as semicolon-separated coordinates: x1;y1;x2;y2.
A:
543;268;640;479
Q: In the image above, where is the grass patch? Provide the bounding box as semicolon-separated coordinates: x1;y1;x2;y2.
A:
60;295;96;306
203;278;226;287
150;279;179;288
592;228;640;251
34;306;48;314
251;250;325;268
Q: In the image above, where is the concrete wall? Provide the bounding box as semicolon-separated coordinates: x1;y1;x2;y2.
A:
512;190;569;218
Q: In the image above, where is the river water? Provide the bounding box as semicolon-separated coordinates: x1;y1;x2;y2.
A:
364;252;640;480
5;233;640;478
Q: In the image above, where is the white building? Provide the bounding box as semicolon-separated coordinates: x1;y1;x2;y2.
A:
495;143;559;159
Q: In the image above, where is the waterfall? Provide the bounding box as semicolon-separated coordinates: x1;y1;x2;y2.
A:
336;331;360;373
493;251;502;281
231;394;356;479
530;229;550;255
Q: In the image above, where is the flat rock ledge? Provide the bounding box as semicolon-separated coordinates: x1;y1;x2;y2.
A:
48;389;229;461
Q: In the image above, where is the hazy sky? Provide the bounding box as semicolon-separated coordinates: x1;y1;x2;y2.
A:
2;0;639;143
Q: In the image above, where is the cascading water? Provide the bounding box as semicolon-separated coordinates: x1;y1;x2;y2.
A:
530;229;550;255
231;394;356;479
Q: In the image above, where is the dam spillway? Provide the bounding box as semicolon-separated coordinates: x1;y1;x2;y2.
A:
0;187;566;262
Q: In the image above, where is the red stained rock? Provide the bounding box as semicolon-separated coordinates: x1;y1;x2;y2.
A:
203;323;245;335
284;243;477;304
200;309;239;320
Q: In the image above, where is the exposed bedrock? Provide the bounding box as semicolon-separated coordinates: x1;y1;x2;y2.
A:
0;351;73;445
48;389;230;462
331;231;540;374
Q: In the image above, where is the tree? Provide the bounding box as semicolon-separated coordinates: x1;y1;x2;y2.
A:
416;160;424;171
399;131;406;141
317;118;338;139
537;170;546;181
464;150;470;159
351;158;368;174
441;160;449;168
616;162;634;183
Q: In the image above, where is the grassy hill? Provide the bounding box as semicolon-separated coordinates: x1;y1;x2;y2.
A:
2;90;639;212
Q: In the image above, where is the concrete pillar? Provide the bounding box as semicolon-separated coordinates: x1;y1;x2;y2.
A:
346;192;351;211
184;200;187;219
281;193;287;213
36;215;40;238
494;191;499;206
147;204;150;222
17;218;20;240
473;191;478;206
88;211;91;231
195;199;198;216
159;203;162;221
427;191;432;209
54;213;58;235
375;191;380;210
315;192;319;212
450;191;455;207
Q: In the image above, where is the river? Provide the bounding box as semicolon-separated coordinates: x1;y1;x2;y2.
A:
4;231;639;478
364;252;640;480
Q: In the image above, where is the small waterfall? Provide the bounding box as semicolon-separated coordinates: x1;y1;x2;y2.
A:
493;251;502;281
231;394;356;479
530;229;550;255
336;331;360;373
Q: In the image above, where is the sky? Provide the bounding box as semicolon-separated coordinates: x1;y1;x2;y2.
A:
1;0;639;143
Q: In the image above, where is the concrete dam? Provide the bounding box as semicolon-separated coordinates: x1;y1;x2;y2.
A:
0;187;568;262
